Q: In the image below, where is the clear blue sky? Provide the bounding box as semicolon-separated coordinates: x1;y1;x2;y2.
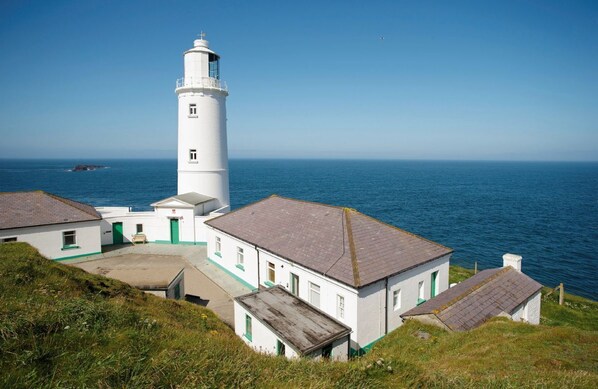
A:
1;0;597;160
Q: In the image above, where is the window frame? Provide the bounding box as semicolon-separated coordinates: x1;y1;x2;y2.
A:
236;246;244;270
393;289;401;311
337;294;345;319
136;224;143;234
309;282;321;308
189;149;197;161
214;236;221;257
62;230;77;248
188;103;197;116
267;261;275;284
245;314;252;341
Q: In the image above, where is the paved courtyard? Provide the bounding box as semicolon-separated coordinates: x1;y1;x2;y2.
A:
63;244;253;327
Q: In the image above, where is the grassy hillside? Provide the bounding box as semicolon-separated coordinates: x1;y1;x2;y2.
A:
1;243;597;388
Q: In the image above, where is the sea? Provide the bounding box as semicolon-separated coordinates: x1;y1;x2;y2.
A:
1;159;597;300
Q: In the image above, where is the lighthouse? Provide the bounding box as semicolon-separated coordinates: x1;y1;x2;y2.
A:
175;34;230;211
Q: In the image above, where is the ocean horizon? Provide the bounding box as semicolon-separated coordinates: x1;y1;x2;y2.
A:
1;158;596;300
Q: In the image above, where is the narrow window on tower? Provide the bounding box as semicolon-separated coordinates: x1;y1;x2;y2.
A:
189;149;197;161
188;103;197;116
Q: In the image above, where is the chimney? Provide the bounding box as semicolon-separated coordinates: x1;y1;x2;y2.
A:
503;253;522;272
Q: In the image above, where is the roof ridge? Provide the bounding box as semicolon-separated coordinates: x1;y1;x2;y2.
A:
344;208;361;287
352;210;453;253
272;194;346;211
432;267;511;315
43;192;101;219
322;207;349;276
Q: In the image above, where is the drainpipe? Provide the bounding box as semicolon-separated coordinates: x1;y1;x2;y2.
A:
384;278;388;335
256;245;261;288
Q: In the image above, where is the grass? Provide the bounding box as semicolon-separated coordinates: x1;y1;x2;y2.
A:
1;243;597;388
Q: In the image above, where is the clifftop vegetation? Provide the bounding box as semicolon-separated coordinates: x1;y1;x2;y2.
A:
1;243;596;388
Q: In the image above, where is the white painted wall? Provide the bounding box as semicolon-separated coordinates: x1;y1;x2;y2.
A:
234;301;299;358
385;255;451;332
356;280;386;349
524;291;541;325
0;220;101;260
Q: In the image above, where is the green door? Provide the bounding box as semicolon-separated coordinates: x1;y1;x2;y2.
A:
113;222;123;244
431;271;438;298
170;219;179;244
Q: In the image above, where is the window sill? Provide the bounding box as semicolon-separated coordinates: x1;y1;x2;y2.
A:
61;245;80;251
188;160;198;164
264;281;275;288
188;115;198;118
243;333;252;342
417;298;427;306
214;252;222;258
236;264;245;271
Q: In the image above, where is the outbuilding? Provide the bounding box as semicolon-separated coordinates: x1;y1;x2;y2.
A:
99;267;185;299
234;285;352;360
401;254;542;331
0;191;102;260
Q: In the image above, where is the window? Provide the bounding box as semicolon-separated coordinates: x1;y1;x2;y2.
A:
245;314;252;341
290;273;299;296
189;149;197;161
417;281;426;305
309;282;320;308
337;294;345;319
136;224;143;234
215;236;221;257
189;103;197;115
393;289;401;311
1;237;17;243
321;343;332;359
237;247;244;266
267;262;275;284
62;230;76;248
277;340;285;356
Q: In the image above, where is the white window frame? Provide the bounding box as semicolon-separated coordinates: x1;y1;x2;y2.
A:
215;236;221;255
236;247;244;266
309;282;321;308
62;230;77;248
393;289;401;311
189;103;197;116
267;261;275;283
337;294;345;319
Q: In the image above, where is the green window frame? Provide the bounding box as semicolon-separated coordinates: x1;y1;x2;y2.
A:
245;314;252;341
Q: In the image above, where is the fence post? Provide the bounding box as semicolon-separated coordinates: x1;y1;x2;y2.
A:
474;261;478;275
559;283;564;306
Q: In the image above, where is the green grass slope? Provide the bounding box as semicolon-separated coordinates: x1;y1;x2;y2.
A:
1;243;597;388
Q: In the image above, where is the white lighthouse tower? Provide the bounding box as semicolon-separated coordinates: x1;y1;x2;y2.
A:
175;34;230;211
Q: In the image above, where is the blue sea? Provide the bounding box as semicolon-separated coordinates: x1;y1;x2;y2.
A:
1;159;597;300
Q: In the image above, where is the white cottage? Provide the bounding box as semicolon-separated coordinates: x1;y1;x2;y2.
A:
205;195;453;354
0;191;102;260
401;254;542;331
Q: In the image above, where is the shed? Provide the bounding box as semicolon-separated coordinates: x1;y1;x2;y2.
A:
234;286;352;360
401;265;542;331
102;267;185;299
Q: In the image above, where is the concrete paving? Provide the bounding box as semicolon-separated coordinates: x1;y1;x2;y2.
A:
63;243;253;327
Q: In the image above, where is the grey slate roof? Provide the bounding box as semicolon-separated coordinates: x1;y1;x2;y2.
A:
206;195;452;288
0;191;102;230
401;266;543;331
235;286;351;355
152;192;214;207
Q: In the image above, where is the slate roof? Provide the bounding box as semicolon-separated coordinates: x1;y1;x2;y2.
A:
401;266;543;331
206;195;453;288
151;192;214;207
235;286;351;355
0;191;102;230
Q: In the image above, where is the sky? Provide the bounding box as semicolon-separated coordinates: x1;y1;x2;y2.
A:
0;0;597;161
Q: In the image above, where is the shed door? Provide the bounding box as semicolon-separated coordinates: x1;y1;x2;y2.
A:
113;222;123;244
170;219;180;244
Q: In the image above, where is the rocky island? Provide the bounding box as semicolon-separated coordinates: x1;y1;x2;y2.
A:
71;164;107;172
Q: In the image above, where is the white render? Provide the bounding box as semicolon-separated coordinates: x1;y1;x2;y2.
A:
510;290;541;325
0;220;101;260
176;37;230;210
208;225;451;352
